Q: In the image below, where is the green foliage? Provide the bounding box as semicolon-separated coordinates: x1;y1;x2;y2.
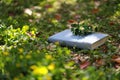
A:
0;0;120;80
71;23;95;36
1;0;13;5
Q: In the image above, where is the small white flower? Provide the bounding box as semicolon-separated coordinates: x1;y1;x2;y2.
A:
79;27;84;30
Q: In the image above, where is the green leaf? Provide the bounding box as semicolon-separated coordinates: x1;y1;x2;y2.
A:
71;24;78;27
22;25;29;32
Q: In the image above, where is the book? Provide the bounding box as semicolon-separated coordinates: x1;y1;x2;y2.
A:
48;29;108;50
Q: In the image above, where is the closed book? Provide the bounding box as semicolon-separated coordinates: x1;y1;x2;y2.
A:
48;29;108;50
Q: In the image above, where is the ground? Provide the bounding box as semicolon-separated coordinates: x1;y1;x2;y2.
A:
0;0;120;80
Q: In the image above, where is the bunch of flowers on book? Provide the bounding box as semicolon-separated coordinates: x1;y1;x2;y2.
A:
70;22;97;36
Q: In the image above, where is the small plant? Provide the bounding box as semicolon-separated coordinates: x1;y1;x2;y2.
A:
71;23;95;36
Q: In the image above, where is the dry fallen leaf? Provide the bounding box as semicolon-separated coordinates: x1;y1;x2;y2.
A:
72;54;81;64
112;57;120;64
114;64;120;69
67;19;76;24
74;14;81;20
45;4;52;8
95;59;105;67
80;61;90;69
55;14;61;20
91;8;99;14
26;32;34;37
109;21;115;25
112;55;119;59
101;45;108;53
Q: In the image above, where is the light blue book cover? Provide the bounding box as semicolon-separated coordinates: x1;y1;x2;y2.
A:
48;29;108;49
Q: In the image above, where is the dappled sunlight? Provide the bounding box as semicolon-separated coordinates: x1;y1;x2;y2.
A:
24;8;32;16
109;3;120;21
110;10;120;21
22;0;78;23
43;0;77;13
0;0;120;80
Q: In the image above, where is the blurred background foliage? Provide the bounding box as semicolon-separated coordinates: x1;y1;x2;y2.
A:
0;0;120;80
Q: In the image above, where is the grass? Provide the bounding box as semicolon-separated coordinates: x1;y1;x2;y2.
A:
0;0;120;80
